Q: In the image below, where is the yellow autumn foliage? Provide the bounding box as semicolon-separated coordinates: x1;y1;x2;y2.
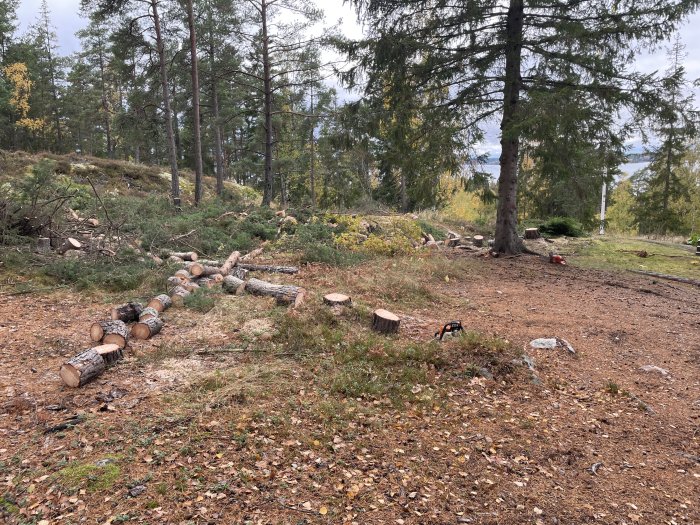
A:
2;62;45;131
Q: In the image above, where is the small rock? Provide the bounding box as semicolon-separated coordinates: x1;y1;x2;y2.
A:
128;484;146;497
478;368;494;380
95;458;115;467
639;365;669;376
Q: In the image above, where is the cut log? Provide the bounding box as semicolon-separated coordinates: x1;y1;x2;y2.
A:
168;251;198;261
86;218;100;228
524;228;540;240
174;269;192;281
196;277;217;288
167;255;184;263
237;263;299;274
473;235;484;247
446;237;461;248
181;280;200;292
58;237;82;255
170;286;191;306
185;262;204;277
323;293;351;306
111;302;143;323
36;237;51;254
220;250;241;275
131;317;164;340
60;349;106;388
245;277;305;306
167;276;183;288
147;294;172;313
372;309;400;334
231;266;249;280
211;273;224;283
148;252;164;265
94;343;124;366
198;259;223;267
222;275;246;295
89;320;129;348
139;306;159;321
198;264;224;277
240;245;265;262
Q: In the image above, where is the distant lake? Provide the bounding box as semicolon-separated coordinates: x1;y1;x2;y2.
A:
480;161;649;180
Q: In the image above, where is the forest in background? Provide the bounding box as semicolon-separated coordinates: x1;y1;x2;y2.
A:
1;0;700;249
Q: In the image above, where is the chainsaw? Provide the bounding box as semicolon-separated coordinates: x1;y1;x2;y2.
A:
435;320;464;341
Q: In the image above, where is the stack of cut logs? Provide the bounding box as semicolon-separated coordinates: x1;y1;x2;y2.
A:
60;245;306;388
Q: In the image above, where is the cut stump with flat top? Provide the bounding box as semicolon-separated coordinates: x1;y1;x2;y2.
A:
323;293;351;307
60;348;106;388
524;228;540;240
131;317;164;340
473;235;484;247
372;309;400;334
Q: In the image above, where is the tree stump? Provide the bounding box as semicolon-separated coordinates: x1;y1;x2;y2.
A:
60;348;106;388
323;293;351;306
169;251;198;261
90;320;129;348
36;237;51;254
111;302;143;323
473;235;484;247
372;309;400;334
139;307;160;322
131;317;164;340
245;277;305;306
222;275;246;295
170;286;191;306
524;228;540;240
58;237;82;255
220;250;241;275
148;294;172;313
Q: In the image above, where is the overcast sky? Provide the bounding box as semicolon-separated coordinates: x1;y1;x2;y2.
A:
15;0;700;155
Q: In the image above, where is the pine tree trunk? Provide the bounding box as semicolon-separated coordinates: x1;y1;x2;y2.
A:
186;0;204;206
208;11;225;196
494;0;525;255
261;0;274;206
309;86;316;208
152;0;181;206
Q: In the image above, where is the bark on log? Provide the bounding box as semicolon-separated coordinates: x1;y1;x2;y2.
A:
58;237;82;255
241;245;265;262
111;302;143;323
245;277;305;306
185;262;204;277
168;251;198;261
198;259;223;267
174;269;192;281
168;255;184;263
181;280;200;292
198;264;224;277
237;263;299;274
196;277;217;288
60;349;106;388
524;228;540;240
231;266;249;280
148;294;172;313
446;237;461;248
629;270;700;288
86;218;100;228
222;275;246;295
90;320;129;348
131;317;164;340
94;343;124;366
36;237;51;254
211;273;224;283
324;293;351;306
170;286;191;306
372;309;400;334
148;253;164;265
139;306;160;321
167;276;183;288
473;235;484;247
220;250;241;275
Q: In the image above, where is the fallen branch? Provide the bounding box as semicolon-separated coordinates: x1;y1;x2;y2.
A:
629;270;700;288
245;277;305;306
237;263;299;274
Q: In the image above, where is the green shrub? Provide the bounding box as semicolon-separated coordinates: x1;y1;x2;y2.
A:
40;254;157;292
184;288;217;313
417;220;447;241
538;217;585;237
301;243;366;266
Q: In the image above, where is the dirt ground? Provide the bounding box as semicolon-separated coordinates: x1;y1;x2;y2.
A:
1;253;698;524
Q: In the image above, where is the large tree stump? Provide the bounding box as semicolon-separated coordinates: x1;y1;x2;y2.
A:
524;228;540;240
170;286;191;306
131;317;164;340
168;251;198;261
90;320;129;348
60;348;106;388
372;309;400;334
58;237;82;255
245;277;305;306
220;250;241;275
148;294;172;313
473;235;484;247
222;275;246;295
111;302;143;323
323;293;351;306
237;263;299;274
36;237;51;254
139;307;160;321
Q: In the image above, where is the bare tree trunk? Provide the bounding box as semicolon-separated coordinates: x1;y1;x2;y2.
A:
494;0;524;255
97;34;113;158
309;85;316;209
400;171;408;212
208;12;224;196
261;0;274;206
186;0;204;205
152;0;180;206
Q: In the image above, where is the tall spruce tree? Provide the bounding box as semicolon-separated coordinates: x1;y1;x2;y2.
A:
345;0;700;253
